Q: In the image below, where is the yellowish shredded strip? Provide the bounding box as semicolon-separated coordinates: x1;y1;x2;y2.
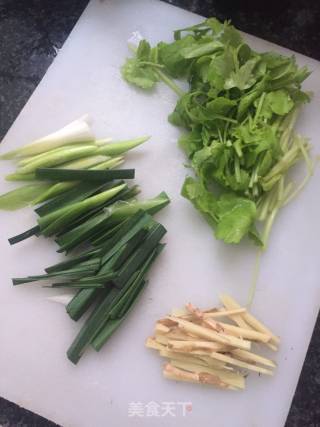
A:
147;294;279;391
220;294;279;349
203;308;247;318
168;316;252;350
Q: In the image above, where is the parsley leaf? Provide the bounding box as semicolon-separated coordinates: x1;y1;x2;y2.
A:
158;35;195;78
215;194;257;244
181;176;217;228
121;58;159;89
265;90;294;115
121;40;160;89
224;58;258;91
122;18;312;247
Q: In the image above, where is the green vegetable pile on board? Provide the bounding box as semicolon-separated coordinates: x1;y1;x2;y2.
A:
0;115;149;210
13;207;168;365
0;118;170;364
122;18;314;247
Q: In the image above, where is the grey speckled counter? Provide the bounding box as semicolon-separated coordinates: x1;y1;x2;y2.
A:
0;1;319;426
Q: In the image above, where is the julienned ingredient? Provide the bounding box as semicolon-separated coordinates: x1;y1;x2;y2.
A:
0;115;94;159
146;294;279;390
0;183;51;211
8;177;169;244
122;19;314;247
14;210;168;364
0;116;149;210
34;168;135;182
8;179;168;244
3;116;170;364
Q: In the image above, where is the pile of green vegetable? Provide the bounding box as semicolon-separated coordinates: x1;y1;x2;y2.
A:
0;115;149;210
14;205;168;364
122;18;314;246
0;118;170;364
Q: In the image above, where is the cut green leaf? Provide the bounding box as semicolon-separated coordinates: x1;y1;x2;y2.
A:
215;194;257;244
35;168;135;182
39;183;127;236
0;115;94;159
0;183;50;211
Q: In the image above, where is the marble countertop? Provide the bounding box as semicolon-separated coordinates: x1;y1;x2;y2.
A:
0;1;319;426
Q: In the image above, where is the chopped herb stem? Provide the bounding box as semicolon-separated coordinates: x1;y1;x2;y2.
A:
8;225;40;245
35;168;135;182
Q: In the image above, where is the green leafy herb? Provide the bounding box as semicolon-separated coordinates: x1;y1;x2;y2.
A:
121;40;160;89
122;18;313;247
181;176;217;228
215;194;257;244
0;183;50;211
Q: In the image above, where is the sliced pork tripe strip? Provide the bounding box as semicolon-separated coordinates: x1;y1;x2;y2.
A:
155;334;200;347
203;318;271;343
171;307;189;317
219;294;280;348
219;295;278;351
161;328;197;341
155;322;196;339
145;335;224;360
170;359;245;390
209;352;274;375
203;308;247;318
185;302;204;319
168;316;251;351
186;303;248;321
231;349;276;369
172;306;247;320
145;337;166;351
169;347;228;357
157;317;178;329
154;334;171;346
163;363;238;390
218;296;255;330
185;304;259;342
158;348;227;370
198;355;234;371
155;322;171;334
157;318;199;335
185;304;243;339
167;339;230;353
186;304;271;343
264;342;278;351
156;321;199;341
155;333;201;346
154;335;230;356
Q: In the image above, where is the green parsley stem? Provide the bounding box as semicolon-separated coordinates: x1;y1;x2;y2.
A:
154;69;185;97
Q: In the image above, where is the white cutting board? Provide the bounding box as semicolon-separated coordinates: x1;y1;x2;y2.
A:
0;1;319;426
